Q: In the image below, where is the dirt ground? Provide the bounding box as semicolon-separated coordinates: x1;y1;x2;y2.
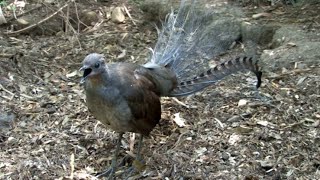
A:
0;0;319;179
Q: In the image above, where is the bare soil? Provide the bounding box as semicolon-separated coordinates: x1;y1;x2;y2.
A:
0;0;319;179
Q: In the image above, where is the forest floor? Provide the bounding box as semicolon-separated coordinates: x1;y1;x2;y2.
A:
0;0;319;179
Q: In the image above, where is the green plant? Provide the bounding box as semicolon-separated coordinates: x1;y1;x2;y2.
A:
6;4;16;11
0;0;7;7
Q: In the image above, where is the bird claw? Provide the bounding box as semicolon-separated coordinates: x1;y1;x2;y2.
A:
121;159;146;179
96;163;143;180
131;159;146;172
95;155;133;179
95;166;116;179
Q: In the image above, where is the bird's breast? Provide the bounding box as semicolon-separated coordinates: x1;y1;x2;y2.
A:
85;87;134;133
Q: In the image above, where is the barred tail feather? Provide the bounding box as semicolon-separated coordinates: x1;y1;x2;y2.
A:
169;57;262;97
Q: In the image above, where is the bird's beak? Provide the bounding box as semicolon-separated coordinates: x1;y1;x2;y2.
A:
79;66;85;72
79;66;91;84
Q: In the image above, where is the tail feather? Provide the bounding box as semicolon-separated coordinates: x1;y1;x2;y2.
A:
169;56;262;97
149;0;238;80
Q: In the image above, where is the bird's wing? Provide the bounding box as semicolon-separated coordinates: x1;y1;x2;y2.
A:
110;63;161;135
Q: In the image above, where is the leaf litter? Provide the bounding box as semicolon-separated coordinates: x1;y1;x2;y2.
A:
0;0;319;179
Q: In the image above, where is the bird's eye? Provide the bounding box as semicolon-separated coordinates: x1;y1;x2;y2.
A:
94;62;100;68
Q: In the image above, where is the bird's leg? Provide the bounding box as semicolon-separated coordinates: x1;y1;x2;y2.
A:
117;134;144;168
96;132;124;179
124;134;146;178
136;135;144;161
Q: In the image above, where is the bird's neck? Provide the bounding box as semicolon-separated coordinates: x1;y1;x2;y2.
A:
86;72;108;89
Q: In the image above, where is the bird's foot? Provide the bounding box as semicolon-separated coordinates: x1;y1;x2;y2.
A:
121;159;146;179
95;166;116;179
95;155;133;179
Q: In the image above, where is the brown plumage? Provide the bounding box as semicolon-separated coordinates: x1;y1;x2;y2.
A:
82;55;163;136
80;53;261;178
79;2;263;179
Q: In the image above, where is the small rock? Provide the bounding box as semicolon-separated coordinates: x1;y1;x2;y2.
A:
173;113;186;127
252;13;271;19
111;7;125;23
297;77;307;85
238;99;247;106
44;0;55;4
227;115;241;122
0;112;16;129
286;42;296;47
221;152;229;161
7;136;16;142
46;106;56;114
81;11;99;26
17;18;30;25
259;158;274;170
257;120;269;127
66;70;78;78
228;133;241;145
294;62;306;69
7;136;18;145
195;147;207;156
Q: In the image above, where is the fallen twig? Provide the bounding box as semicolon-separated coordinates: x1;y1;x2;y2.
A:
123;5;136;26
0;84;15;100
172;97;190;108
0;53;15;58
5;4;43;23
4;0;73;35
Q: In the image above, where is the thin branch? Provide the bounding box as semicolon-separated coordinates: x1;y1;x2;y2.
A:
4;0;74;35
123;5;136;26
5;4;43;23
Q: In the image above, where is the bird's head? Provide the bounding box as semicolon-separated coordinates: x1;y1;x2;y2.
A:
80;53;106;84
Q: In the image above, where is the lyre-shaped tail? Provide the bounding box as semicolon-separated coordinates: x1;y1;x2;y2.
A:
169;57;262;97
